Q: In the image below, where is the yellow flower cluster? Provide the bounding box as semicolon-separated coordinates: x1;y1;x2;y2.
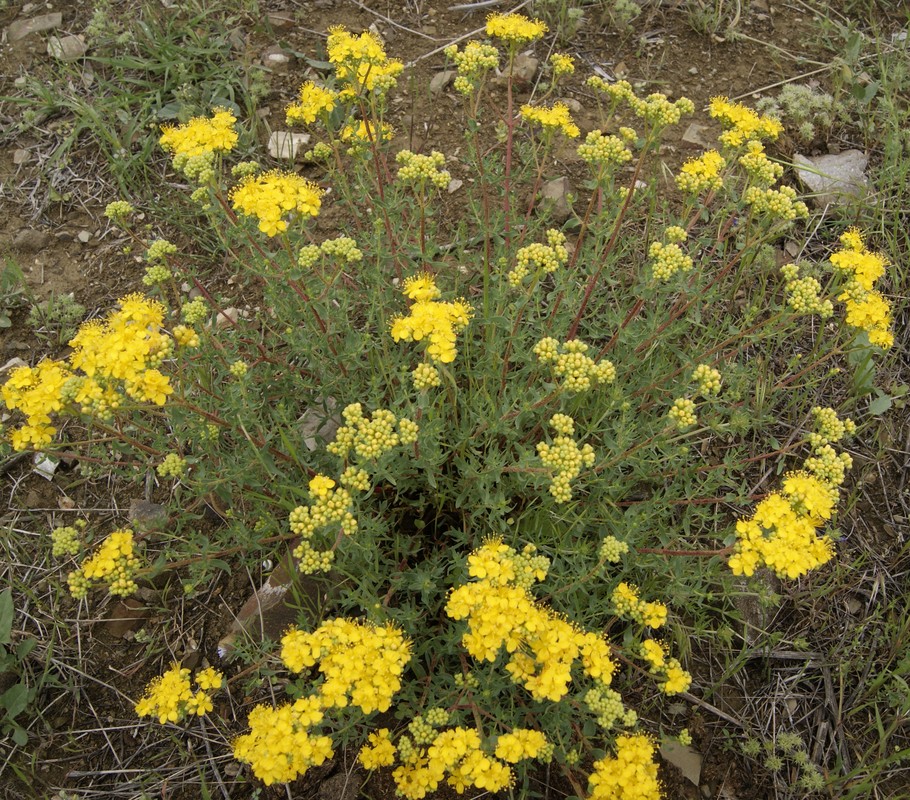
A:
51;522;83;557
396;150;451;190
280;618;411;713
533;337;616;393
829;229;893;348
466;538;550;589
739;140;783;186
743;185;808;222
172;324;200;348
649;240;693;281
2;294;173;450
600;535;630;563
393;726;514;798
326;25;403;97
586;77;635;104
230;170;323;236
578;130;633;170
628;92;694;127
233;696;333;785
640;640;691;695
550;52;575;77
327;402;418;461
537;416;596;503
709;96;784;147
159;108;238;159
486;12;547;44
412;362;441;390
444;40;499;95
285;81;338;125
587;734;661;800
495;729;549;763
157;453;187;478
289;478;357;571
447;540;615;701
675;150;726;195
390;274;473;363
340;119;394;150
359;728;397;769
691;364;722;397
135;664;223;724
668;397;697;429
67;528;141;598
730;407;854;578
780;264;834;318
508;229;569;286
520;102;580;138
611;582;668;628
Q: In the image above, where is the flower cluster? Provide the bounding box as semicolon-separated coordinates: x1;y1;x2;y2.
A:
533;337;616;393
729;408;854;578
743;185;808;222
2;294;173;450
411;362;441;390
709;96;783;147
159;107;237;162
520;102;580;138
738;140;783;186
781;263;834;318
829;229;893;348
584;684;637;730
600;535;630;563
588;734;661;800
537;415;596;503
447;541;616;702
326;26;403;97
444;40;499;95
485;12;547;44
390;274;473;364
628;92;694;127
611;582;668;628
157;453;187;478
396;150;451;191
230;170;323;236
675;150;726;195
691;364;722;397
640;640;691;695
508;229;568;286
289;477;358;572
51;522;84;557
135;664;223;724
299;235;363;268
285;81;338;125
67;528;141;599
550;52;575;77
281;618;411;712
649;240;693;281
327;402;418;462
578;130;633;170
668;397;697;429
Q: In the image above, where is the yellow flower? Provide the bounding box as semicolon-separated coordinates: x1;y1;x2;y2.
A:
520;102;579;138
159;108;238;158
230;170;323;236
486;12;547;43
709;96;783;146
359;729;397;769
286;81;338;125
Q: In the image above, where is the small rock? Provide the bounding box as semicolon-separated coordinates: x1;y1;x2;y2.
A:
266;12;295;30
681;123;712;149
8;12;63;42
77;230;92;244
447;178;463;194
298;397;340;452
538;176;573;223
560;97;582;113
32;453;58;480
214;307;243;328
12;149;30;165
661;741;702;786
128;499;170;532
13;228;50;253
429;69;455;94
267;131;311;159
511;52;539;84
793;150;868;207
265;52;290;67
47;34;87;62
688;66;698;75
105;598;149;638
422;24;437;35
1;357;29;373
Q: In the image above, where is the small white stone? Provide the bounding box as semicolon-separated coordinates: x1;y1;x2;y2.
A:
267;131;310;159
77;230;92;243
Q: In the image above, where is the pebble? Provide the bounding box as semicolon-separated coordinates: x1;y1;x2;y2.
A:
77;230;92;243
13;228;50;252
267;131;310;159
429;70;455;94
12;149;30;165
47;33;87;61
7;11;62;42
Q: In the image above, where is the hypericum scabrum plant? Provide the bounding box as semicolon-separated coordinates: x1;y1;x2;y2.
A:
2;14;895;798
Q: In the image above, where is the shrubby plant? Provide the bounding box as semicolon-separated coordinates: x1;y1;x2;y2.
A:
0;13;895;798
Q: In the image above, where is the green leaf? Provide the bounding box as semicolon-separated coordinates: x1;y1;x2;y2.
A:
15;638;36;660
0;683;28;719
868;391;892;416
11;725;27;746
0;589;13;644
